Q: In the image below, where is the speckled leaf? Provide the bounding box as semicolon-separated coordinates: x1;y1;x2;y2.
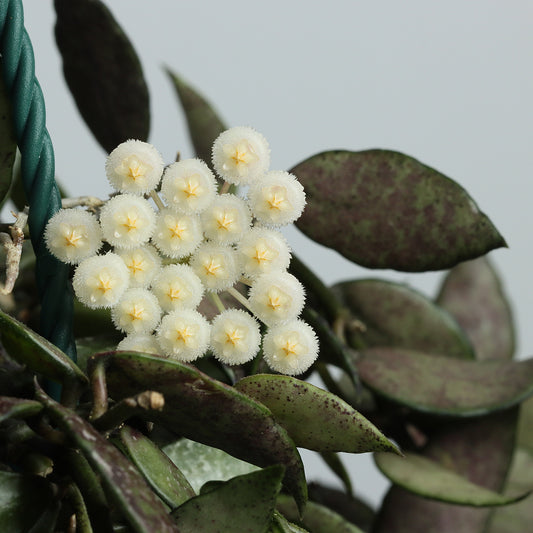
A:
0;471;57;533
0;75;16;208
357;348;533;416
54;0;149;152
35;386;178;533
291;150;505;272
436;257;515;361
375;452;526;506
374;409;519;533
487;448;533;533
166;70;226;165
334;279;474;358
171;466;284;532
0;309;87;387
94;351;307;510
119;426;195;509
235;374;399;454
0;396;42;423
277;494;365;533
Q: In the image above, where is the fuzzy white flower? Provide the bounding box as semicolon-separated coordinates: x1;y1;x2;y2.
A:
117;334;161;355
160;159;217;214
152;209;202;258
210;309;261;365
45;208;103;264
99;194;156;249
238;227;291;279
212;126;270;185
201;194;251;245
151;264;204;312
248;271;305;326
72;253;129;309
262;319;319;376
157;309;210;362
190;243;240;292
106;140;164;195
117;245;161;288
249;171;306;226
111;288;162;334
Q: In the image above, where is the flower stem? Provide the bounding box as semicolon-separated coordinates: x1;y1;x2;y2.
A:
227;286;253;313
210;292;226;313
150;190;166;211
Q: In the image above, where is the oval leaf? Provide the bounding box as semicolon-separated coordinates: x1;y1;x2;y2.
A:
291;150;505;272
0;75;16;207
54;0;149;152
35;386;178;533
334;279;474;358
436;256;515;360
235;374;399;454
119;426;196;509
357;348;533;416
94;351;307;511
166;70;226;165
171;466;284;532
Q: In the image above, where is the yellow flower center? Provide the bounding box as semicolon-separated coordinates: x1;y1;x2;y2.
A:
168;287;182;301
225;328;242;346
64;228;83;247
253;245;271;265
122;215;139;232
169;222;186;239
204;258;222;277
127;305;144;322
266;187;288;211
128;259;144;275
281;340;298;357
97;276;113;294
216;212;234;231
175;326;193;344
183;178;200;198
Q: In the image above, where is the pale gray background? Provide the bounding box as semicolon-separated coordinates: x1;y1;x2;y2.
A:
22;0;533;507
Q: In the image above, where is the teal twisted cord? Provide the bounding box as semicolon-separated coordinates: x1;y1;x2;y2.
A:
0;0;76;363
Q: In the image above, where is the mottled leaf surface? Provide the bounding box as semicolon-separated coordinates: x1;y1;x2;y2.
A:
235;374;399;454
171;466;284;533
0;75;16;208
95;351;307;510
334;279;474;358
54;0;149;152
119;426;195;509
357;348;533;415
166;70;226;165
36;387;178;533
436;257;515;361
291;150;505;272
0;396;42;423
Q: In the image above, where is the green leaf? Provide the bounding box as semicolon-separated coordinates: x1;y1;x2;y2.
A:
291;150;505;272
0;75;16;208
517;396;533;453
94;351;307;511
334;279;474;358
356;348;533;416
119;426;195;509
0;396;42;423
35;386;178;533
163;438;259;494
171;466;284;532
375;451;527;507
319;452;353;497
54;0;149;152
166;70;226;165
0;309;87;387
436;256;515;361
277;494;366;533
235;374;399;454
0;471;57;533
270;511;309;532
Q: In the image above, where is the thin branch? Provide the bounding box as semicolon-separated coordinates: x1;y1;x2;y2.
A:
0;207;28;295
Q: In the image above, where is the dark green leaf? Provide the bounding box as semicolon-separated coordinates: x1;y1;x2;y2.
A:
119;426;195;508
517;396;533;453
94;351;307;511
35;386;178;533
270;511;309;532
334;279;474;358
277;494;365;533
0;75;16;208
0;396;42;423
171;466;284;532
166;70;226;165
0;309;87;387
291;150;505;272
235;374;399;454
357;348;533;416
319;452;353;496
436;257;515;360
54;0;149;152
0;471;57;533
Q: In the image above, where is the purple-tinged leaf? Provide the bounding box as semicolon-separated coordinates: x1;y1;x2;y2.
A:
334;279;474;358
0;396;42;423
357;348;533;416
436;256;515;360
291;150;505;272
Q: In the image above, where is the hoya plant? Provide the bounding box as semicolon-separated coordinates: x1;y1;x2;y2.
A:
0;0;531;532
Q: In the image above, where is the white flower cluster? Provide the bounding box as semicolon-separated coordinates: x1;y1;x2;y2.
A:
44;127;319;376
